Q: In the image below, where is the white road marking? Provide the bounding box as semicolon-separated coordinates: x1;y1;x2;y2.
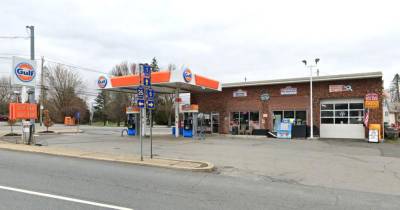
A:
0;185;133;210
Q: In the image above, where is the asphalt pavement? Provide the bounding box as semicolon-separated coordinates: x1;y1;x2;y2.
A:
0;150;400;210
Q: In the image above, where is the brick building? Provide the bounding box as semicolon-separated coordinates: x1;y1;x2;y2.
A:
191;72;383;139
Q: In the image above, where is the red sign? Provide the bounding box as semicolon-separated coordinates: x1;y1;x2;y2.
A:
365;93;379;109
9;103;38;120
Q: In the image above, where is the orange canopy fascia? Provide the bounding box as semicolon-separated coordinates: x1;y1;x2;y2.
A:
111;71;171;87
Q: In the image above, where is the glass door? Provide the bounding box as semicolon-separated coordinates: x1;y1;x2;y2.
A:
273;111;283;132
211;112;219;133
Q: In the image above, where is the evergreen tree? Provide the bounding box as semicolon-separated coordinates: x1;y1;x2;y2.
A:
151;57;160;72
93;90;111;126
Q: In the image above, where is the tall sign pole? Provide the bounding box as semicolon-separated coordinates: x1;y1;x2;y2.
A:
139;64;143;161
26;25;36;142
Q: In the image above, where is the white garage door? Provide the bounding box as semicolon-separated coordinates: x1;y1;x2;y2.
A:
320;98;365;139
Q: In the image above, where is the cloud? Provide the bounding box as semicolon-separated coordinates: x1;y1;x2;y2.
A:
0;0;400;93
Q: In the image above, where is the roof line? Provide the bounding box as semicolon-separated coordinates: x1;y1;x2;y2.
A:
222;71;382;88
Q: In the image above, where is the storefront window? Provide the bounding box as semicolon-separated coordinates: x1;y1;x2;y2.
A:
230;111;259;134
249;112;260;129
284;111;294;119
273;110;307;131
295;111;306;125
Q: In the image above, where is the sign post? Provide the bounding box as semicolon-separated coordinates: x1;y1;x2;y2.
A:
144;64;155;159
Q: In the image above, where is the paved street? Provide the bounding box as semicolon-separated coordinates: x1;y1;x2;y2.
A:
1;149;400;210
19;125;400;196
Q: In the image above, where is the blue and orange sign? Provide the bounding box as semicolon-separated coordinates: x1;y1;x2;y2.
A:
15;62;35;82
183;68;192;83
98;76;108;88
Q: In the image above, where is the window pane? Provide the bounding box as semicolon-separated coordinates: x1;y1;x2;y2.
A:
321;111;333;117
350;103;363;109
295;111;306;125
335;118;348;124
321;118;334;124
321;104;333;110
335;110;348;117
335;103;348;110
350;110;363;117
249;112;260;129
350;117;363;124
284;111;294;118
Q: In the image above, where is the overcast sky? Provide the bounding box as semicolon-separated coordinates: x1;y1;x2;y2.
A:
1;0;399;94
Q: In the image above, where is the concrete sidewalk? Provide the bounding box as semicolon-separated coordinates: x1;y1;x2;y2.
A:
0;141;214;172
0;124;82;136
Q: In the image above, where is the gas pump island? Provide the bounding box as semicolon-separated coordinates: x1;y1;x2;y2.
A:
97;65;221;138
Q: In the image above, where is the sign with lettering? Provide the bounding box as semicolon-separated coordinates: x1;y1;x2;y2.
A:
11;56;37;87
233;89;247;97
280;86;297;95
260;93;270;101
329;85;352;93
365;93;379;109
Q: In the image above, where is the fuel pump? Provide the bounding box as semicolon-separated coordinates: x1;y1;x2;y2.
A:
180;104;199;138
126;106;140;136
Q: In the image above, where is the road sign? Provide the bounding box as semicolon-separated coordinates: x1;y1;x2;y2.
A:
143;65;151;76
75;112;80;120
143;78;151;86
147;88;155;98
138;99;145;108
147;100;155;109
137;86;144;99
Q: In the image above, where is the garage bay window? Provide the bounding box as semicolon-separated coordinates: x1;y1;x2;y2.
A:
320;102;364;124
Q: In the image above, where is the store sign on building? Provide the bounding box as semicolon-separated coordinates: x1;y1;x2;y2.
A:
260;93;270;101
365;93;379;109
280;86;297;95
329;85;352;93
233;89;247;97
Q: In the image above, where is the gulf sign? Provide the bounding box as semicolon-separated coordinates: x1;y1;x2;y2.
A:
98;76;108;88
183;68;192;83
15;62;35;82
11;57;37;87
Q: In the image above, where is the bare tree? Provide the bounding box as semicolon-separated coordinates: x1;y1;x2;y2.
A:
109;62;132;126
0;76;12;115
45;64;88;122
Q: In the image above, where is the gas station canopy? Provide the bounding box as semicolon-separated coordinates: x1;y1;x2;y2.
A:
97;66;221;93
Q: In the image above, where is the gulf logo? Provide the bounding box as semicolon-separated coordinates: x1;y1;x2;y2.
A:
98;76;108;88
15;62;35;82
183;68;192;83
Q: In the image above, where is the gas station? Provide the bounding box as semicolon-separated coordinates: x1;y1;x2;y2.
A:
97;65;221;139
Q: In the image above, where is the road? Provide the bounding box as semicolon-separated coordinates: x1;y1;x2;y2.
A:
0;150;400;210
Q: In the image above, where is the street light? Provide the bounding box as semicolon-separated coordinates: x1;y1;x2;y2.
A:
302;58;320;139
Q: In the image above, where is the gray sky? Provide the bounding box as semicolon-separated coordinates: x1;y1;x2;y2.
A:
1;0;399;94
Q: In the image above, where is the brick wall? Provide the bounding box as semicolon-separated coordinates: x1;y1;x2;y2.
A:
191;77;383;135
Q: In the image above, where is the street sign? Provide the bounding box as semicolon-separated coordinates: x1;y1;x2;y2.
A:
147;88;155;98
138;99;145;108
75;112;80;120
143;65;151;76
137;86;144;99
143;78;151;86
147;100;155;109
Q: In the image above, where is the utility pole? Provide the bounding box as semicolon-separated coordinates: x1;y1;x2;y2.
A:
40;56;44;126
26;25;36;143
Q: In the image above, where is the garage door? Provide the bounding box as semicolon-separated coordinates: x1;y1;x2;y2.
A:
320;98;365;139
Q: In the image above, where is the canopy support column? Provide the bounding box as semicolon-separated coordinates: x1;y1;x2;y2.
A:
175;88;180;138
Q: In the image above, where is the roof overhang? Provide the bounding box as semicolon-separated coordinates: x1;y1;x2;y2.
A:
222;71;383;88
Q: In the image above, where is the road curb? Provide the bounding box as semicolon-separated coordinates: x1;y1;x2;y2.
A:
0;142;214;172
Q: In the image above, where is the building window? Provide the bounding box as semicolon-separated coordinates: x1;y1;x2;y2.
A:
273;110;307;132
320;102;364;124
230;111;260;135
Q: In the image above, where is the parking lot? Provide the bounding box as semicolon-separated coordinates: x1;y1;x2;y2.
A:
1;124;395;195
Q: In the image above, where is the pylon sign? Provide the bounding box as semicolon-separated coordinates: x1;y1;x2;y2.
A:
11;56;37;87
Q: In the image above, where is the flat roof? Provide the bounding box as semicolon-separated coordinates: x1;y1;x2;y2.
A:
222;71;382;88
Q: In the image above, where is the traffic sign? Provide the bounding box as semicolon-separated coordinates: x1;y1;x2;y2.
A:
143;65;151;76
147;88;155;98
147;100;155;109
137;99;145;108
137;86;144;99
143;78;151;86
